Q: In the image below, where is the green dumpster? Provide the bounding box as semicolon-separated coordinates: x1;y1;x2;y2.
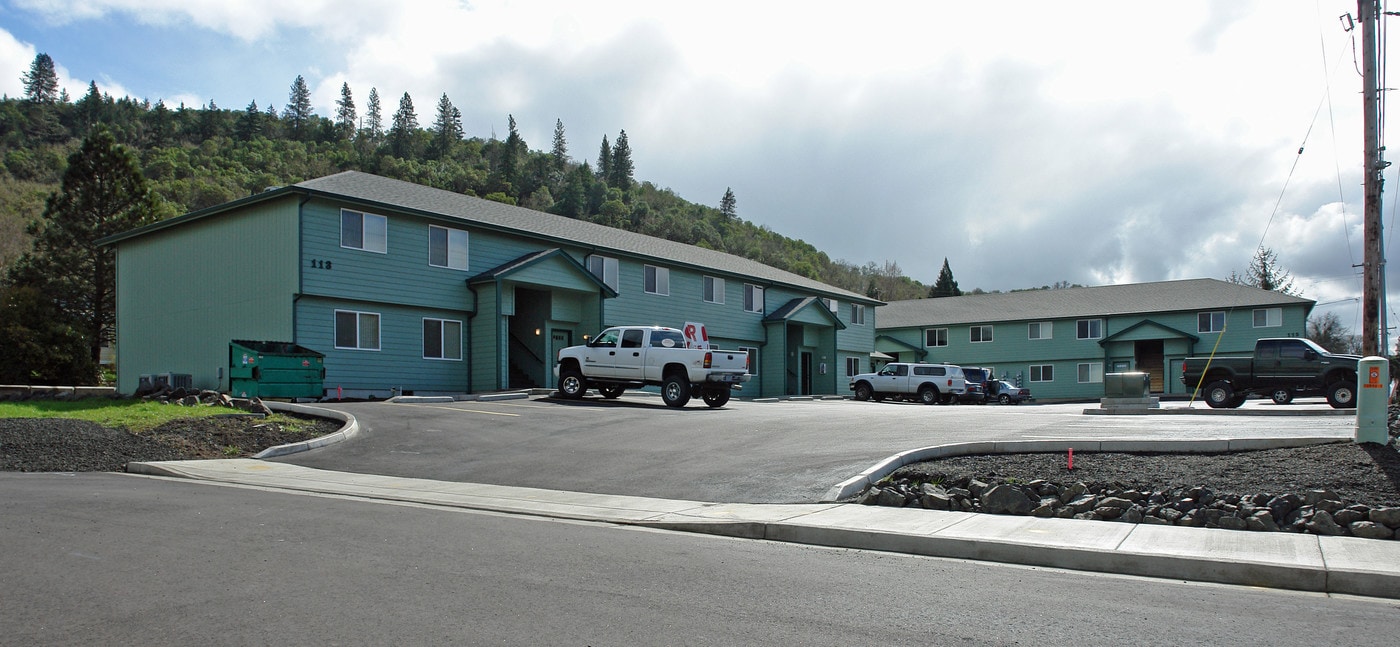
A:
229;340;325;399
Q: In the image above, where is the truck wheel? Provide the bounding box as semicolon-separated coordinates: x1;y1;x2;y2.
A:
1326;381;1356;409
598;384;625;399
1203;381;1234;409
853;382;872;401
558;367;587;399
1228;394;1248;408
917;385;940;405
661;374;691;408
1270;389;1293;405
702;388;731;408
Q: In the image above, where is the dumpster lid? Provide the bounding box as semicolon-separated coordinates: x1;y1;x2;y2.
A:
230;340;325;357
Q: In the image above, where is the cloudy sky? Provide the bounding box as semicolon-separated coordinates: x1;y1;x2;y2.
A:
2;0;1397;339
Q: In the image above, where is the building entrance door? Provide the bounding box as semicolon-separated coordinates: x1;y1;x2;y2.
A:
1135;339;1165;392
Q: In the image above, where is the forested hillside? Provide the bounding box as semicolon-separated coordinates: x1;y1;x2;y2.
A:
0;66;934;300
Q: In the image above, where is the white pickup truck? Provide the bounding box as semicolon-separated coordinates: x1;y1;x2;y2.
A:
849;362;967;405
554;326;750;408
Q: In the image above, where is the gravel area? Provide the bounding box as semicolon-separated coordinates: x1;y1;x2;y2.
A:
0;414;342;472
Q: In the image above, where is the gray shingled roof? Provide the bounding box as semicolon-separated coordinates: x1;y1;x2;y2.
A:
296;171;874;303
876;278;1315;329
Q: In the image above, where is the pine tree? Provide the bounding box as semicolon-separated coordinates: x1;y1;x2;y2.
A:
928;258;962;298
388;92;418;158
498;114;524;189
596;135;612;182
74;81;104;132
546;118;568;171
22;53;59;104
365;87;383;139
1229;247;1299;296
609;129;634;190
335;82;357;140
4;126;162;367
719;187;737;219
430;93;462;159
234;100;262;140
197;99;226;139
284;75;314;141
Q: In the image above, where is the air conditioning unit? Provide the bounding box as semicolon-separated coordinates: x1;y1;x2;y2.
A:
154;373;193;390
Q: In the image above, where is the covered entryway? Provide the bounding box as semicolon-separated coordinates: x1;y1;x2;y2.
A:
762;297;845;397
468;249;616;392
1100;320;1199;395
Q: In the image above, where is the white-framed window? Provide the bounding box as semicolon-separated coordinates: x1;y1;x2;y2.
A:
341;209;387;253
1078;362;1103;383
845;356;861;377
1077;319;1103;340
334;310;380;350
428;225;468;270
1028;321;1052;340
739;346;759;375
1030;364;1054;382
744;284;764;313
644;265;669;295
586;255;619;292
1198;311;1225;333
1253;307;1282;328
822;297;838;312
703;276;724;304
850;303;866;326
422;318;463;360
925;328;948;347
971;325;993;343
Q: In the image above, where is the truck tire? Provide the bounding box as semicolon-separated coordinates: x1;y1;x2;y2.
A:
598;384;625;399
917;385;940;405
558;367;587;399
1270;389;1293;405
1203;381;1234;409
661;374;691;408
1228;394;1248;408
853;382;872;401
702;388;731;408
1326;381;1356;409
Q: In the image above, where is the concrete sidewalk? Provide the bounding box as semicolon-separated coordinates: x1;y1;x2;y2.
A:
125;458;1400;600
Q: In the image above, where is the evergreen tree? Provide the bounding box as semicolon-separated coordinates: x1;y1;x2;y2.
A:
74;81;105;132
388;91;419;158
596;135;612;182
365;87;383;139
335;82;357;140
1229;247;1299;296
430;93;462;159
146;100;172;147
234;100;262;140
551;118;569;172
719;187;737;219
22;53;59;104
928;258;962;298
263;103;281;138
284;75;314;141
197;100;226;139
499;114;524;189
0;285;95;385
4;126;162;366
609;129;634;190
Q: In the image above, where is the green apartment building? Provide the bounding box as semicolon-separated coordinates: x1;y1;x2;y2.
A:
872;279;1315;400
101;171;882;399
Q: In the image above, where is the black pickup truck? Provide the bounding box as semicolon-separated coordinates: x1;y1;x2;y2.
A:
1180;338;1360;409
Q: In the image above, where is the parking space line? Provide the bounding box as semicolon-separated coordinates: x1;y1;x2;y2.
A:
387;402;520;417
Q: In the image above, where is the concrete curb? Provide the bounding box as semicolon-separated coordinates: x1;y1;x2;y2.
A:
821;436;1350;502
250;403;358;458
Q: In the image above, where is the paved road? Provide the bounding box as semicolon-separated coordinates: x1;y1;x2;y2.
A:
4;472;1393;645
277;395;1355;503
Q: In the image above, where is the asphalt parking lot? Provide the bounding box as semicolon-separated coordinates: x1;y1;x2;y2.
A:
278;394;1357;504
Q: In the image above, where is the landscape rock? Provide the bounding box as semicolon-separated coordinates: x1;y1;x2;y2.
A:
1350;521;1396;540
980;485;1035;515
1371;507;1400;528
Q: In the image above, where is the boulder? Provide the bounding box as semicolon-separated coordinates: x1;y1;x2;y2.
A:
1350;521;1396;540
980;484;1035;515
1370;507;1400;529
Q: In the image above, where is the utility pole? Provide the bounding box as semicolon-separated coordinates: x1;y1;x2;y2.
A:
1360;0;1386;356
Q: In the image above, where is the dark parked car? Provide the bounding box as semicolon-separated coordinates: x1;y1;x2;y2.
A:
987;380;1032;404
957;367;991;403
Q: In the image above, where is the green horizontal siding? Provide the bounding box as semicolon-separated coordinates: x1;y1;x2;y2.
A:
295;296;471;393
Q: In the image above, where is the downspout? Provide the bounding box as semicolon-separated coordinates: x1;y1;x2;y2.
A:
294;193;312;344
466;282;479;394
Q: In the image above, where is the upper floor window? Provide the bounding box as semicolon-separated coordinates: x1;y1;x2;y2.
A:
822;297;838;313
703;276;724;304
1198;311;1225;333
850;303;866;326
428;225;468;270
1077;319;1103;340
1028;321;1052;340
970;325;993;343
341;209;387;253
586;255;619;292
1253;307;1282;328
644;265;669;295
925;328;948;347
744;284;764;313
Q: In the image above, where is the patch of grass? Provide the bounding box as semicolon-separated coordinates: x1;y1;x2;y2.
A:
0;399;233;432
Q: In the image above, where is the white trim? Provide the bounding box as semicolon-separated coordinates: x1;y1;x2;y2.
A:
422;317;463;361
334;309;381;351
